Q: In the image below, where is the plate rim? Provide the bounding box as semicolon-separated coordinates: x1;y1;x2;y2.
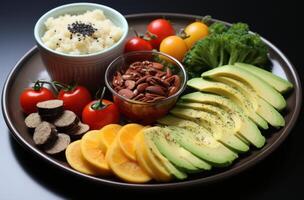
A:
1;13;302;189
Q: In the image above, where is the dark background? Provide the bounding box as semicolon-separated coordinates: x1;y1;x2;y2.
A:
0;0;303;199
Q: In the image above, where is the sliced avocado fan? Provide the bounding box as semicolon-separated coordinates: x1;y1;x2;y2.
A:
187;77;268;129
211;76;285;127
181;92;266;148
202;65;287;110
233;62;293;93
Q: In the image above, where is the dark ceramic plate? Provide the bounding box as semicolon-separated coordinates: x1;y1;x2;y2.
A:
2;13;302;189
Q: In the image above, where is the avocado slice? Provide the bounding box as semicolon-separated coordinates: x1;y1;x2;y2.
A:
154;127;211;171
158;114;246;146
137;131;172;181
177;102;234;126
167;126;238;167
145;126;211;172
157;114;203;130
157;114;250;158
234;62;293;93
143;131;187;180
135;134;158;179
175;102;251;146
187;77;268;129
181;92;266;148
177;101;238;131
213;76;285;127
170;107;250;153
202;65;287;110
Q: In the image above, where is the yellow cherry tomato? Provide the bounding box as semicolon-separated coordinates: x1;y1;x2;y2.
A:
184;21;209;48
159;36;188;62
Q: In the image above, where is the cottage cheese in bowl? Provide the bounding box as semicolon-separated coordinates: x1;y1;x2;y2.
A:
41;9;123;55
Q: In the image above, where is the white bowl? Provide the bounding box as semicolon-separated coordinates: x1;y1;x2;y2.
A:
34;3;129;91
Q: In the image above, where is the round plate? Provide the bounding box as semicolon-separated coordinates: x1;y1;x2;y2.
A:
2;13;302;189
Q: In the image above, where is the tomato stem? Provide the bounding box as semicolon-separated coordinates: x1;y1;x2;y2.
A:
178;29;190;39
52;81;76;92
198;15;212;25
91;87;108;110
144;31;158;41
131;28;139;38
31;80;62;94
33;80;41;91
131;28;151;42
32;80;53;91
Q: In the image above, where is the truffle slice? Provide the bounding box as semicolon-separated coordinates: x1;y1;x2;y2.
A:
33;121;58;146
53;110;79;132
25;113;42;129
37;99;64;120
44;133;71;155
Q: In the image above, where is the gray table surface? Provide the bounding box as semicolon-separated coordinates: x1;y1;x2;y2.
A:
1;0;303;199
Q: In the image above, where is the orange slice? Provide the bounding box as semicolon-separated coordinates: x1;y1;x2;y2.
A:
80;130;111;175
106;138;151;183
118;124;144;161
66;140;99;175
99;124;122;153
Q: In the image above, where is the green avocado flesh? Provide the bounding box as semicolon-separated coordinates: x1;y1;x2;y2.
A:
181;92;266;148
140;62;290;180
202;65;287;110
233;62;293;93
187;77;268;129
157;115;237;166
144;133;187;180
212;76;285;127
170;104;249;153
167;126;238;167
145;126;211;172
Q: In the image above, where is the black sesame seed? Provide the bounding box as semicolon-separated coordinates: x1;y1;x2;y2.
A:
67;21;97;37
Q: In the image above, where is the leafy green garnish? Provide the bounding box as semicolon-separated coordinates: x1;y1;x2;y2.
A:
183;22;268;78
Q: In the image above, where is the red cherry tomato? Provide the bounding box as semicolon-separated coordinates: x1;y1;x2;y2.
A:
147;19;175;49
82;99;120;130
57;85;92;117
20;82;55;114
124;37;153;53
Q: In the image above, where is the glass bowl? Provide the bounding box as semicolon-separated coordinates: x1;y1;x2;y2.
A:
105;51;187;124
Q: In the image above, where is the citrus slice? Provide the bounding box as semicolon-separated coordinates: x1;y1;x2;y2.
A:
106;138;151;183
80;130;111;175
66;140;98;175
100;124;122;153
118;124;144;161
